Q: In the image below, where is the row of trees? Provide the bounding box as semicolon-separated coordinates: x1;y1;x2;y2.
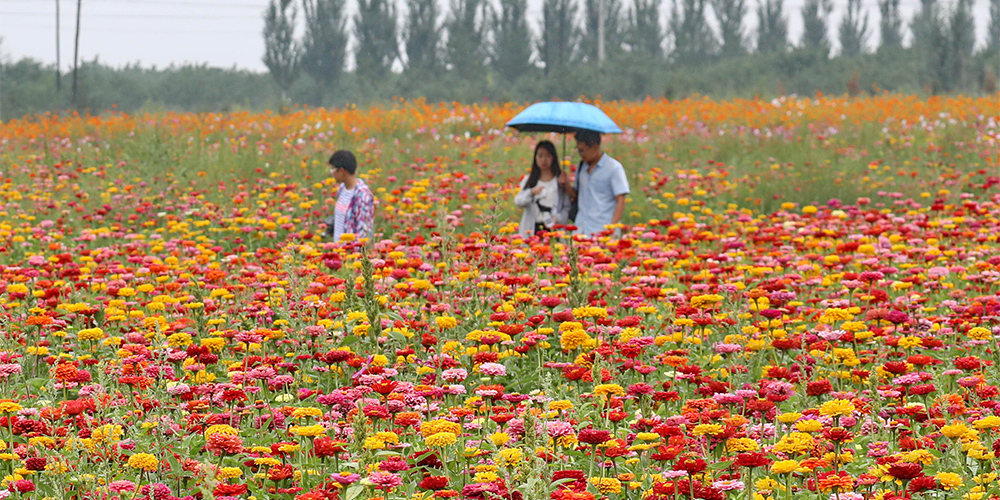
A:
264;0;1000;97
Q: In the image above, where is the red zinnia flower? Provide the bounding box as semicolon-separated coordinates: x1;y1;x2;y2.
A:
734;452;772;468
886;462;923;481
907;475;937;493
419;476;449;490
551;470;586;491
806;380;833;396
578;428;611;445
207;434;244;455
954;356;982;370
673;455;707;475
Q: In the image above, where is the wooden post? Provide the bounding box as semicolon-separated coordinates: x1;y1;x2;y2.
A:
72;0;82;106
56;0;62;92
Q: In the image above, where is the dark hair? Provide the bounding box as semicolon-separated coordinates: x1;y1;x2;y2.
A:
574;130;601;147
328;150;357;175
525;140;560;189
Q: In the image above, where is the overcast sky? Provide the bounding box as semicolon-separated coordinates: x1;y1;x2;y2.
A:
0;0;992;73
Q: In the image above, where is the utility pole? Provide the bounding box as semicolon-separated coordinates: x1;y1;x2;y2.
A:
72;0;81;106
56;0;62;92
597;0;606;66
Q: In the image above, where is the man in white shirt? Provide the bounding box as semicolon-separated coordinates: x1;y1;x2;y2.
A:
565;130;629;237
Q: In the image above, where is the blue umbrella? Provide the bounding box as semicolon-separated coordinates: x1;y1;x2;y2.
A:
505;101;623;134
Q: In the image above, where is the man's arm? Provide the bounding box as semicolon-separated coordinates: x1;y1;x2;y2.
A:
559;171;576;200
611;194;626;225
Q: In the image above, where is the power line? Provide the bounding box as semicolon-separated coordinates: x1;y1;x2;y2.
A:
0;0;266;7
3;23;261;34
1;11;262;19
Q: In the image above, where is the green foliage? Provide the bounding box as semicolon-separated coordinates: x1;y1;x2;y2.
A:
403;0;442;73
712;0;747;58
490;0;534;82
989;0;1000;54
838;0;871;57
799;0;832;57
878;0;904;50
0;58;66;119
262;0;301;92
945;0;977;91
444;0;487;78
354;0;399;81
626;0;665;60
755;0;789;54
301;0;349;91
670;0;718;65
2;38;995;122
580;0;626;63
910;0;948;91
538;0;580;74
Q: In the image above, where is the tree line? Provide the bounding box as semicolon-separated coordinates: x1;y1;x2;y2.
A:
263;0;998;98
1;0;996;121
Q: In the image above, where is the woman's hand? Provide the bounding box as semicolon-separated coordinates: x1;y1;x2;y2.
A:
531;186;543;196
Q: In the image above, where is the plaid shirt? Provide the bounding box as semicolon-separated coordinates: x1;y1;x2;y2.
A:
338;178;375;240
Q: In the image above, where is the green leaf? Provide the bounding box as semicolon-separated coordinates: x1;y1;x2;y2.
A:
165;452;181;472
340;335;360;346
389;331;407;344
551;477;579;488
709;460;734;470
345;484;364;500
26;378;48;390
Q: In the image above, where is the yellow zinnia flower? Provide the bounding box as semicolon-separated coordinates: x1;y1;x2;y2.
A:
127;453;158;472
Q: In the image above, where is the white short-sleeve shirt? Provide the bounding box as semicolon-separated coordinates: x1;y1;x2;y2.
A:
575;153;629;236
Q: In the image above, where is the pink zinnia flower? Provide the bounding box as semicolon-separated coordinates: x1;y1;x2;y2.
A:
330;472;360;485
478;363;506;376
368;471;402;490
108;480;136;493
441;368;468;382
712;480;744;491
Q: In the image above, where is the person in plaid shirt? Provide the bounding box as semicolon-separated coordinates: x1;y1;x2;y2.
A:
324;150;375;242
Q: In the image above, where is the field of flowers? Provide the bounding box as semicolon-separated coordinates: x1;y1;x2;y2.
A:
0;94;999;500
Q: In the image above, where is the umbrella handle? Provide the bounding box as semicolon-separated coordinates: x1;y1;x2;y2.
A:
562;134;568;169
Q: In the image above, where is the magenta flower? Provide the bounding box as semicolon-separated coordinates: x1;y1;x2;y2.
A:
368;471;403;490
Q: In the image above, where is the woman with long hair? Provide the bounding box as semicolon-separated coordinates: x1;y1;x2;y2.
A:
514;140;572;237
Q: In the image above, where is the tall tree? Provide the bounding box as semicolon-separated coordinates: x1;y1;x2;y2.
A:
445;0;487;77
262;0;300;93
626;0;664;59
354;0;399;80
799;0;831;56
755;0;788;54
911;0;948;91
538;0;580;74
945;0;975;90
988;0;1000;54
491;0;533;81
301;0;348;89
403;0;441;73
877;0;904;50
711;0;747;58
838;0;870;56
581;0;626;63
670;0;718;65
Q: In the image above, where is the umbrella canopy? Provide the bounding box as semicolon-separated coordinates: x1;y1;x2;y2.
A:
505;101;623;134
